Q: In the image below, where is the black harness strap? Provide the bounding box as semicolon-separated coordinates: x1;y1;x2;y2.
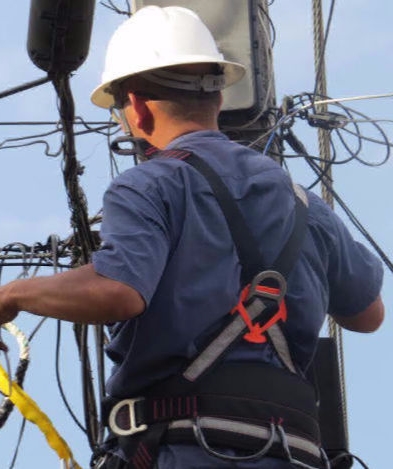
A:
182;152;308;378
183;152;267;286
183;152;308;284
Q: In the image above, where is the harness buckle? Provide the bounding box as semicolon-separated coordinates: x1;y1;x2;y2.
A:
247;270;287;303
108;397;147;436
232;270;287;344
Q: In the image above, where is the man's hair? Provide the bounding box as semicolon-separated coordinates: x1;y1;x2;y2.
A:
154;88;221;122
112;67;222;123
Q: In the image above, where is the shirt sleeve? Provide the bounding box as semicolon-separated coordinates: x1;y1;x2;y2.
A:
92;175;171;306
309;193;384;317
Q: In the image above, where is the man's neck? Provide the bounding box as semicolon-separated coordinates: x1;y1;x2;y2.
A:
150;122;219;149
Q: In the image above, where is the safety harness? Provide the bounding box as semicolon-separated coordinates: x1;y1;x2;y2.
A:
93;150;328;469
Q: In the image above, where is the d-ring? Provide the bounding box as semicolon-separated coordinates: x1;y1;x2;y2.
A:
192;417;276;462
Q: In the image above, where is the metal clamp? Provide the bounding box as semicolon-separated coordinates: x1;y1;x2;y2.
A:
108;397;147;436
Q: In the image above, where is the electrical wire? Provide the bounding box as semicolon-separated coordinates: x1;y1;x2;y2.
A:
257;92;393;171
55;320;86;433
49;234;88;434
52;72;101;450
330;452;370;469
100;0;131;16
281;128;393;273
8;417;27;469
258;1;276;47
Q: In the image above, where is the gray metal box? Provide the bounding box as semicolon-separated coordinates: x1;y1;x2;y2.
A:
131;0;269;122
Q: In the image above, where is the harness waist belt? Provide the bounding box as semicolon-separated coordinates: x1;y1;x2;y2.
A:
167;416;323;467
102;363;322;466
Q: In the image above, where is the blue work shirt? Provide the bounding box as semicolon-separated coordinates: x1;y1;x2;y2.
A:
92;130;383;468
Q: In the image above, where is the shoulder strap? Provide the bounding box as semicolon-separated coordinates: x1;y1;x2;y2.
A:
155;149;308;379
184;153;265;285
181;152;308;379
183;152;308;283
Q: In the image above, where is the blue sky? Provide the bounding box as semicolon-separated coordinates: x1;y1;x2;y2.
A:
0;1;392;468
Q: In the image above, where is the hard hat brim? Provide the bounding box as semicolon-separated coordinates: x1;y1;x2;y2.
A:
90;58;246;109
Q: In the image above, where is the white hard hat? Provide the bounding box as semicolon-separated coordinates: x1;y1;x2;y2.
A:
91;5;246;109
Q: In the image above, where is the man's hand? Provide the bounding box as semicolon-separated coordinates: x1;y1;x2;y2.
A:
0;283;18;352
0;282;18;326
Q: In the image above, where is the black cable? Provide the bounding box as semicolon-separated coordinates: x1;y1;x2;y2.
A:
343;123;393;149
28;318;48;342
0;241;73;269
0;120;115;126
331;452;370;469
258;2;277;47
283;92;392;169
100;0;131;16
52;74;96;262
73;123;117;137
306;137;337;190
73;116;118;137
0;121;116;156
55;320;87;433
337;110;390;167
52;72;100;450
106;121;122;178
0;261;71;268
94;325;107;444
8;417;27;469
0;76;51;100
306;152;393;273
0;139;63;157
281;127;335;190
73;323;100;449
279;126;393;273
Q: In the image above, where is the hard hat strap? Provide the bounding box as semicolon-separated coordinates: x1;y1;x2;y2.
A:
143;69;225;92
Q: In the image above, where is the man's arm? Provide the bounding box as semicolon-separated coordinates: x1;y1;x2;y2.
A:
332;295;384;333
0;264;145;325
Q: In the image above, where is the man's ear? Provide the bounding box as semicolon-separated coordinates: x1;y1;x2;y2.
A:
128;93;154;134
218;91;223;111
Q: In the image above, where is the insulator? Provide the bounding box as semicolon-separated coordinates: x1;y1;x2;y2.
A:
27;0;95;74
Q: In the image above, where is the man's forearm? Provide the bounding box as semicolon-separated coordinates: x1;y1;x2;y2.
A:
0;264;145;325
332;295;384;333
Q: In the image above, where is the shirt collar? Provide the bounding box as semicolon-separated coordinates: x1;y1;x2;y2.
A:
165;130;228;150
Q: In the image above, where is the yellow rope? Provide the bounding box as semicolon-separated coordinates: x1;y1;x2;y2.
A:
0;364;82;469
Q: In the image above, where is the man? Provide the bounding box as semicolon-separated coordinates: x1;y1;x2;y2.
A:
0;6;384;469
